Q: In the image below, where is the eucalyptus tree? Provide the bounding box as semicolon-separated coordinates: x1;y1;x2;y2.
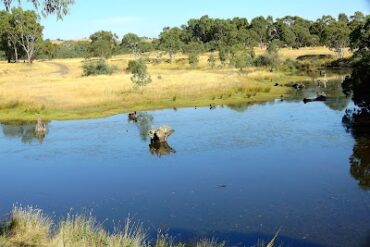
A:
2;0;74;19
250;16;268;48
89;31;117;59
325;20;350;57
8;7;43;63
159;27;183;63
121;33;141;57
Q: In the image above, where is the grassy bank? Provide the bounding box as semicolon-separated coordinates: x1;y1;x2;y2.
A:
0;206;277;247
0;47;350;121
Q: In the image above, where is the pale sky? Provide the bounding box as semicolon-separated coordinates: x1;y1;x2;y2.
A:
4;0;370;40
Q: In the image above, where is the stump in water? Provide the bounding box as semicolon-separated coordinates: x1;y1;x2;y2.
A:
149;125;174;143
35;118;46;136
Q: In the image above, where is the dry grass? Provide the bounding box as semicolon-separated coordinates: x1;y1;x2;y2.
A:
0;47;343;121
0;206;257;247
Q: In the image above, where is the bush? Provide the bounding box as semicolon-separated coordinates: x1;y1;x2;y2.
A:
188;53;199;67
281;58;301;73
254;55;272;67
82;59;118;76
127;59;152;87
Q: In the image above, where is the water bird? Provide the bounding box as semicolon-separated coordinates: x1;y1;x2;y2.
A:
209;104;216;110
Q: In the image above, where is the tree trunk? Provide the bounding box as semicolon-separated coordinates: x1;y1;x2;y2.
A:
169;52;174;64
14;46;18;63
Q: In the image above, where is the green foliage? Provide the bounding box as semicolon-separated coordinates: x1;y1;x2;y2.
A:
231;51;253;71
39;39;58;59
325;20;350;57
89;31;117;59
1;0;74;19
82;59;118;76
127;59;152;87
0;7;43;63
218;45;230;66
121;32;141;56
350;16;370;51
54;40;90;58
188;53;199;67
159;27;183;63
281;58;301;73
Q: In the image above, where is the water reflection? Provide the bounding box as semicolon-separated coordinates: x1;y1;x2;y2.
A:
342;59;370;189
149;141;176;157
1;121;49;144
129;112;154;141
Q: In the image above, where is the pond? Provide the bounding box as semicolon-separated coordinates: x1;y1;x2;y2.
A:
0;77;369;247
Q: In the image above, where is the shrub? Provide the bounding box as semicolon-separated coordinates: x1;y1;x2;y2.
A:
254;55;271;67
281;58;301;73
127;59;152;87
188;53;199;67
208;54;216;68
82;59;118;76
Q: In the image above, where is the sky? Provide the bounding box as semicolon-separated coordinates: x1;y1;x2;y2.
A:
7;0;370;40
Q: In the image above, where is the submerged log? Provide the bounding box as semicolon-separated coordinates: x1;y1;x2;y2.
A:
149;125;174;143
303;94;327;104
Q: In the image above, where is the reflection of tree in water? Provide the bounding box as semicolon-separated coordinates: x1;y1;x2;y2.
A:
1;121;49;144
342;54;370;189
323;78;351;111
129;113;154;141
149;141;176;157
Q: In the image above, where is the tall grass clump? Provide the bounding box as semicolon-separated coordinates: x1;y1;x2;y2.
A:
0;206;281;247
0;206;52;247
82;59;118;76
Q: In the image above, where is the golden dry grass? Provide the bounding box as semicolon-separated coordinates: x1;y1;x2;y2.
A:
0;47;344;121
0;206;280;247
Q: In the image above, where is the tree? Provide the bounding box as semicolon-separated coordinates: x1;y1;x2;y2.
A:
349;11;366;31
10;7;43;63
127;59;151;87
275;21;296;47
121;33;141;57
218;44;230;66
325;21;350;57
310;15;335;45
266;39;280;71
231;51;252;72
2;0;74;19
159;27;183;63
349;16;370;51
250;16;268;48
0;10;13;62
89;31;117;59
338;13;349;24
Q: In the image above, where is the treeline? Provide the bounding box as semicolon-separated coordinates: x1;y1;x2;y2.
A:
0;9;368;63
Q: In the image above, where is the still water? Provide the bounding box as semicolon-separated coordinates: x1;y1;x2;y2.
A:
0;79;369;247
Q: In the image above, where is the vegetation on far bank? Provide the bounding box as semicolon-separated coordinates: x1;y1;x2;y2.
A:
0;47;349;121
0;206;277;247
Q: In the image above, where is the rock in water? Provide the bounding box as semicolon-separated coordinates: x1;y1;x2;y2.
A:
149;125;174;143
